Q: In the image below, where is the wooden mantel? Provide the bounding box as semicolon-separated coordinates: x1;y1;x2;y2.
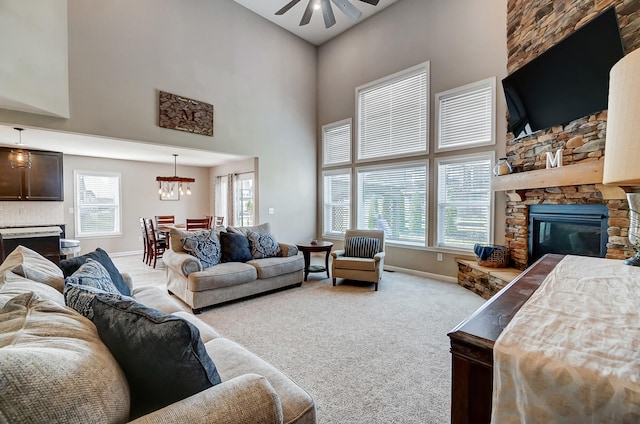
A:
491;160;626;201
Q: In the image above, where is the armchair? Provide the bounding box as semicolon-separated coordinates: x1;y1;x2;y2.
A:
331;229;385;291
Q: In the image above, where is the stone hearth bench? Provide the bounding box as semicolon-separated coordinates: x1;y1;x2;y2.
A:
455;258;521;299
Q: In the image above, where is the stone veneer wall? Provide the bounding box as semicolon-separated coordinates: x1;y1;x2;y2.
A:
504;0;640;270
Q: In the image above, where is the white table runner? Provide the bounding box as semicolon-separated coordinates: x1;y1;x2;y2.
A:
492;255;640;423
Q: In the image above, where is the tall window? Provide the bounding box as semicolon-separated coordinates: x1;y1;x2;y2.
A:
75;171;121;237
435;77;495;152
216;172;254;227
357;163;427;245
323;170;351;236
323;119;351;167
437;154;493;249
357;63;428;161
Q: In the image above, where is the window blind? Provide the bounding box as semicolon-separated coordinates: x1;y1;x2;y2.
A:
437;156;492;249
75;171;121;237
357;66;428;160
323;120;351;166
357;163;427;245
436;78;495;151
323;171;351;236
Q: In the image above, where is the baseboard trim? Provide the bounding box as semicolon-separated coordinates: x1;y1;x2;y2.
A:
384;265;456;284
108;250;142;258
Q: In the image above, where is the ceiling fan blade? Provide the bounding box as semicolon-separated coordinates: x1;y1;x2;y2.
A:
299;0;315;25
359;0;380;5
330;0;363;22
275;0;302;15
321;0;336;28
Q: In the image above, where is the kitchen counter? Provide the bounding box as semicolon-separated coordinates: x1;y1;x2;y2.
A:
0;226;62;239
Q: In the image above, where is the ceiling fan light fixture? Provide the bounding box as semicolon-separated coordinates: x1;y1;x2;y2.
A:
276;0;378;29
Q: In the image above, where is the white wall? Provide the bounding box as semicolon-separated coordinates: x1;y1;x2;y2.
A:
0;0;69;117
0;0;318;244
317;0;508;277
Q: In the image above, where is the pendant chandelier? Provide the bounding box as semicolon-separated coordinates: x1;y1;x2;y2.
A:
8;128;32;169
156;154;194;198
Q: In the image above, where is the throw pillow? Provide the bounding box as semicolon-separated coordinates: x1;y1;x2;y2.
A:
59;248;131;296
0;246;65;292
226;222;271;236
220;232;253;263
247;230;282;259
181;230;221;269
344;236;380;259
64;259;121;295
64;284;222;419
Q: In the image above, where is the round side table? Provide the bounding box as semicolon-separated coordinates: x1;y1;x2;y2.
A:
296;241;333;281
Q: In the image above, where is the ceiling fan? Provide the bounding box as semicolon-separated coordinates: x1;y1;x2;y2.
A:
275;0;380;29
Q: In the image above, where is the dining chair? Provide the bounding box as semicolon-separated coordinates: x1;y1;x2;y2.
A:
155;215;175;226
144;218;167;268
186;218;210;230
214;216;225;226
204;215;214;229
139;217;149;264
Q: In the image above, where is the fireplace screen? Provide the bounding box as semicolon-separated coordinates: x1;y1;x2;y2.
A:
528;204;608;265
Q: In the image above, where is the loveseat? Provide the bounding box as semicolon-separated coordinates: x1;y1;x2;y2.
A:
164;223;304;313
0;246;316;424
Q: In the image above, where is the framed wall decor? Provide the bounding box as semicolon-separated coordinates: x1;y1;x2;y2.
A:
159;90;213;136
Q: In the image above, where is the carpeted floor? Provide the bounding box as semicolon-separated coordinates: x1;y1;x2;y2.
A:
113;255;485;423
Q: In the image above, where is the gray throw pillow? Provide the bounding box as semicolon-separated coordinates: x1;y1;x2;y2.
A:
181;230;221;269
59;248;131;296
247;230;282;259
64;284;222;419
344;236;380;259
64;259;121;294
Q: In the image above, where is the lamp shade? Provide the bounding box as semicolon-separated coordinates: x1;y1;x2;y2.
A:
603;47;640;185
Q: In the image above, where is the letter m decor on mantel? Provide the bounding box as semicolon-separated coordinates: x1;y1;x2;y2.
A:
159;91;213;136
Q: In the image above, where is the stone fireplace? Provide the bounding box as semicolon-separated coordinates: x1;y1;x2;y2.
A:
501;0;640;270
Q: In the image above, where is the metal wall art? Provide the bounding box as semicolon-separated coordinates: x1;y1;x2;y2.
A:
159;91;213;136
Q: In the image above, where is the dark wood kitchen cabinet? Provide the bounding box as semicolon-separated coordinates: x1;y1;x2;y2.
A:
0;147;64;201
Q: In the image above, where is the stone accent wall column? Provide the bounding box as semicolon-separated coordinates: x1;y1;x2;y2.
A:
503;0;640;269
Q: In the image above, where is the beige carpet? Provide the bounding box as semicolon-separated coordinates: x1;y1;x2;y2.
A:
113;255;485;423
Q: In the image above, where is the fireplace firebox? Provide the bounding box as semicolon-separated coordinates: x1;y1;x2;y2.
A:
528;204;608;265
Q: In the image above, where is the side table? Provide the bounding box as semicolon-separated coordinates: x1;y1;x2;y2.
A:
296;241;333;281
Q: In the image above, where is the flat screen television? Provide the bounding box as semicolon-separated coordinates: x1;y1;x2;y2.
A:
502;6;625;139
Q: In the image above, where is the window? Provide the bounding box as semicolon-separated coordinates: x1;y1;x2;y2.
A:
234;173;254;227
323;119;351;166
435;77;495;152
323;170;351;236
436;154;493;249
357;162;427;245
75;171;121;237
357;62;429;161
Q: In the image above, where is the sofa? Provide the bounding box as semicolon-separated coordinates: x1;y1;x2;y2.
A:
0;246;316;424
164;223;304;313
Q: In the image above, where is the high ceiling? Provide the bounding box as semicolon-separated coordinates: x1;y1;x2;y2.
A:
233;0;400;45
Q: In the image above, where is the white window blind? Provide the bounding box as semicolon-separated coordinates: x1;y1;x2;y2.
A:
357;163;427;245
323;119;351;166
437;155;493;249
436;77;495;151
75;171;121;237
323;170;351;236
357;64;428;160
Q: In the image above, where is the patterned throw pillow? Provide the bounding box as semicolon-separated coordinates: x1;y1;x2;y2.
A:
181;230;221;269
64;259;120;294
60;248;131;296
344;236;380;259
247;230;282;259
64;286;222;419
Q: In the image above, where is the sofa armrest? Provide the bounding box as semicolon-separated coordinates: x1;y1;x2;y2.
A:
331;249;345;259
163;249;203;277
129;373;283;424
121;272;134;291
278;242;299;257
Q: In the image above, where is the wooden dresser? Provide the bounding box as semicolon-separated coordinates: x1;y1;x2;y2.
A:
447;254;564;424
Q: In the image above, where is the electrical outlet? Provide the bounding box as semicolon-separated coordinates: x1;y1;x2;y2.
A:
437;253;443;262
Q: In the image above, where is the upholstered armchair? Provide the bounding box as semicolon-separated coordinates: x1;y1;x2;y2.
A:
331;229;385;291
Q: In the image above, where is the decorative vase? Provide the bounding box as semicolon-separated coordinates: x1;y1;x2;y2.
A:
493;157;512;176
